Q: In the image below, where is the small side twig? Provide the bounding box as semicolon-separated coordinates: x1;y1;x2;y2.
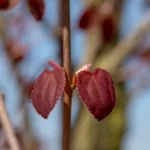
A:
0;93;21;150
62;0;72;150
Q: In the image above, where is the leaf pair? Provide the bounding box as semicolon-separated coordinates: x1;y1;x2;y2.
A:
32;60;66;119
76;68;115;121
31;60;116;121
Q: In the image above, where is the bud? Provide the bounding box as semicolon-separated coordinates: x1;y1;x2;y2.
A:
0;0;19;10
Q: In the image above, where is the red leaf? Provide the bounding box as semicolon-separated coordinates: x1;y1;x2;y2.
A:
76;68;115;121
0;0;19;10
28;0;45;21
31;60;66;119
0;0;9;9
78;6;98;30
99;1;116;45
101;16;115;44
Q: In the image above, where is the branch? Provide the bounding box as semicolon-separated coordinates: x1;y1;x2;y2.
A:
0;17;38;150
71;11;150;150
62;0;72;150
0;93;21;150
95;12;150;73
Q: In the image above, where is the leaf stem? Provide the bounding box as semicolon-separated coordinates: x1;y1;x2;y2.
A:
62;0;72;150
0;93;21;150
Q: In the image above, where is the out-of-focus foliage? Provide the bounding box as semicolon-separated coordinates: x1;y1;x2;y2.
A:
0;0;150;150
0;0;9;9
28;0;45;21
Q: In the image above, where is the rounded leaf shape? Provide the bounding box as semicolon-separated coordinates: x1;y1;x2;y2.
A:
0;0;9;9
76;68;115;121
31;60;66;119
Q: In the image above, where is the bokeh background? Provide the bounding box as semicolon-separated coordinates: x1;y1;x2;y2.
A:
0;0;150;150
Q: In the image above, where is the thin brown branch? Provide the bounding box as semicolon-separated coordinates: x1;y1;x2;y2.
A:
0;93;21;150
0;17;37;150
62;0;72;150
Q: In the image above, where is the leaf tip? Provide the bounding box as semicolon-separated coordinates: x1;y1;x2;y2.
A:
76;63;92;75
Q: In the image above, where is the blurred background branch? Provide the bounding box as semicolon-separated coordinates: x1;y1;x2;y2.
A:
0;93;21;150
0;0;150;150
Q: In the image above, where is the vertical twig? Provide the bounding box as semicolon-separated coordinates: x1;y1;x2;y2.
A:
0;93;21;150
62;0;72;150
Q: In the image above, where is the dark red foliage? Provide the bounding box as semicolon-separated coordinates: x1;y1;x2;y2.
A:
78;6;98;29
76;68;115;121
100;16;115;44
31;60;66;119
28;0;45;21
0;0;9;9
139;49;150;62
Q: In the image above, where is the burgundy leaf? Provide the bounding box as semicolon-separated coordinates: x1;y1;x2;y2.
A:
31;60;66;119
100;16;116;44
0;0;9;9
78;6;98;30
28;0;45;21
76;68;115;121
0;0;19;10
